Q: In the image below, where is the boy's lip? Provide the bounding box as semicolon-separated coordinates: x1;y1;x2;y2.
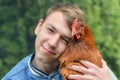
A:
42;46;54;55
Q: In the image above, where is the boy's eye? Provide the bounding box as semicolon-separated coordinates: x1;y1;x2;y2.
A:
47;28;54;33
61;38;69;45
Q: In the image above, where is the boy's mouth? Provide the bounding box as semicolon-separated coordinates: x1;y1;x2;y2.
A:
42;46;55;55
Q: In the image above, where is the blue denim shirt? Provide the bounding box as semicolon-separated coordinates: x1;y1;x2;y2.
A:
2;53;117;80
2;54;63;80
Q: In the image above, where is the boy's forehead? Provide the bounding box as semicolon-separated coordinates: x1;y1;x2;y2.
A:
47;11;71;28
44;11;69;27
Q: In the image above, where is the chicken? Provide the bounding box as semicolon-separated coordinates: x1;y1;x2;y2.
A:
59;18;102;80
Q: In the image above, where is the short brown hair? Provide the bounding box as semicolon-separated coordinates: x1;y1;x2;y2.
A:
43;2;85;27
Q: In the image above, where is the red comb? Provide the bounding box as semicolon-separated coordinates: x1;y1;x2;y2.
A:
71;18;78;37
71;18;78;30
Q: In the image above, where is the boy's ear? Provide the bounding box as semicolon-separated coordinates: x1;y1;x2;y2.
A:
34;19;43;35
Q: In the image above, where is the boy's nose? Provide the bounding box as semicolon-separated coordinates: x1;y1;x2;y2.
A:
48;34;60;48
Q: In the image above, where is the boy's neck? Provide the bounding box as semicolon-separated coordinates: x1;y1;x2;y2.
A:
32;57;59;75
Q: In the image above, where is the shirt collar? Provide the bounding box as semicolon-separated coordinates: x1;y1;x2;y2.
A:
28;53;61;77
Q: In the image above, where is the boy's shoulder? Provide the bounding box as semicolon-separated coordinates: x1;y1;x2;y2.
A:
2;54;33;80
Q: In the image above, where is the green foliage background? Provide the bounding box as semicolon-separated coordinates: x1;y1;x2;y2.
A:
0;0;120;79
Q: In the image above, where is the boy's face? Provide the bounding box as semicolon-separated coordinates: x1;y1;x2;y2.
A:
34;11;72;63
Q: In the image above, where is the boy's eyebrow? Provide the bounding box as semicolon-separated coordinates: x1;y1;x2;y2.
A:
63;35;71;41
46;23;57;30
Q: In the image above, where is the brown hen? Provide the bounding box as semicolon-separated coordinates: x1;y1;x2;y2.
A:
59;18;102;80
